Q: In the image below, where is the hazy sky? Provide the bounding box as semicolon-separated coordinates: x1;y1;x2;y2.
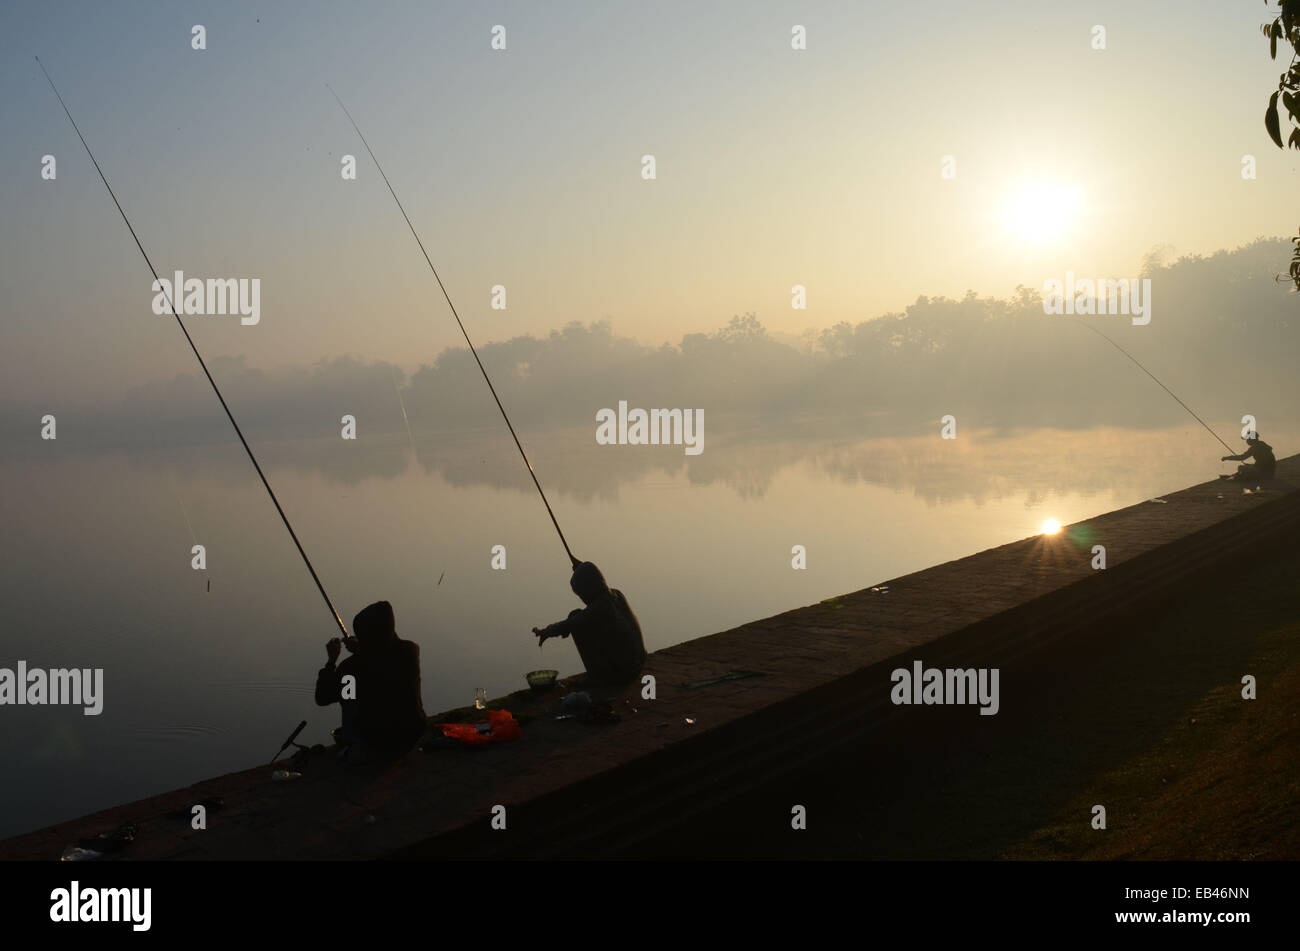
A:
1;0;1294;406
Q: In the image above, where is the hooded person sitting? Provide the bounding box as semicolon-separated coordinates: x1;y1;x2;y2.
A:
315;600;427;758
532;561;647;688
1222;434;1276;481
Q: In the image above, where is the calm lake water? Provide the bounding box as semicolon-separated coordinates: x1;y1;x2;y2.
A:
0;419;1288;839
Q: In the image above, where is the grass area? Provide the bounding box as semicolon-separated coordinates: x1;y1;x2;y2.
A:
1004;574;1300;859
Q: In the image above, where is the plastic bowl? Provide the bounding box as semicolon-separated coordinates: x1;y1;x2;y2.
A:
526;669;559;690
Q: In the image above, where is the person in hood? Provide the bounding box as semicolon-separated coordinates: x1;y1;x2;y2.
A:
1222;434;1276;481
315;600;426;757
532;561;646;687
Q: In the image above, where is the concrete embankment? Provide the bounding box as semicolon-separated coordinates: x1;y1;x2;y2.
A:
2;457;1297;860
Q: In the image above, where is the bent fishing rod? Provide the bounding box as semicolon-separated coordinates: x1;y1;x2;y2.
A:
328;85;580;568
1068;317;1236;454
37;57;349;637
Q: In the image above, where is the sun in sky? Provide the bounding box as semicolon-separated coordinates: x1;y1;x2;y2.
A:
1002;179;1085;244
1040;519;1062;535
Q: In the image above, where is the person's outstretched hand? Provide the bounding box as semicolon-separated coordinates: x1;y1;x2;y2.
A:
326;638;342;663
532;626;549;646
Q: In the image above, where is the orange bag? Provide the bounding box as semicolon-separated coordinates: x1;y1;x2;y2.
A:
435;709;522;745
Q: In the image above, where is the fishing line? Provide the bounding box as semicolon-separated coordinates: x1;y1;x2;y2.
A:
38;57;348;636
328;85;580;568
173;487;199;547
168;480;214;594
390;365;417;456
140;411;217;592
1068;317;1236;454
142;415;201;548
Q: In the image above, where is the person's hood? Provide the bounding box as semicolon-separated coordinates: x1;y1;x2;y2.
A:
352;600;398;645
570;562;611;605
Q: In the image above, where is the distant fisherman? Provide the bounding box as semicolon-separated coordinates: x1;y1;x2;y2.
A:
1221;434;1276;482
533;562;647;689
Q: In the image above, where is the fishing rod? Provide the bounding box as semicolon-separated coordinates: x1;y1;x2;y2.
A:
37;57;349;637
269;720;308;764
1068;317;1236;454
328;85;580;569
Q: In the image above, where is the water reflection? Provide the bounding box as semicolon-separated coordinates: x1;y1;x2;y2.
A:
123;417;1288;506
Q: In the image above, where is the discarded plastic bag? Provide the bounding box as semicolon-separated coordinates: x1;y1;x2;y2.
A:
435;709;522;746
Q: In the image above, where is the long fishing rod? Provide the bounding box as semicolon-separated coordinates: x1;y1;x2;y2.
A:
1068;317;1236;454
37;57;348;637
328;85;580;568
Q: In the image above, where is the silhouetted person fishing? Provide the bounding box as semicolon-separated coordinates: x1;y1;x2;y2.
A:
316;601;426;759
533;562;647;688
1222;435;1276;482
